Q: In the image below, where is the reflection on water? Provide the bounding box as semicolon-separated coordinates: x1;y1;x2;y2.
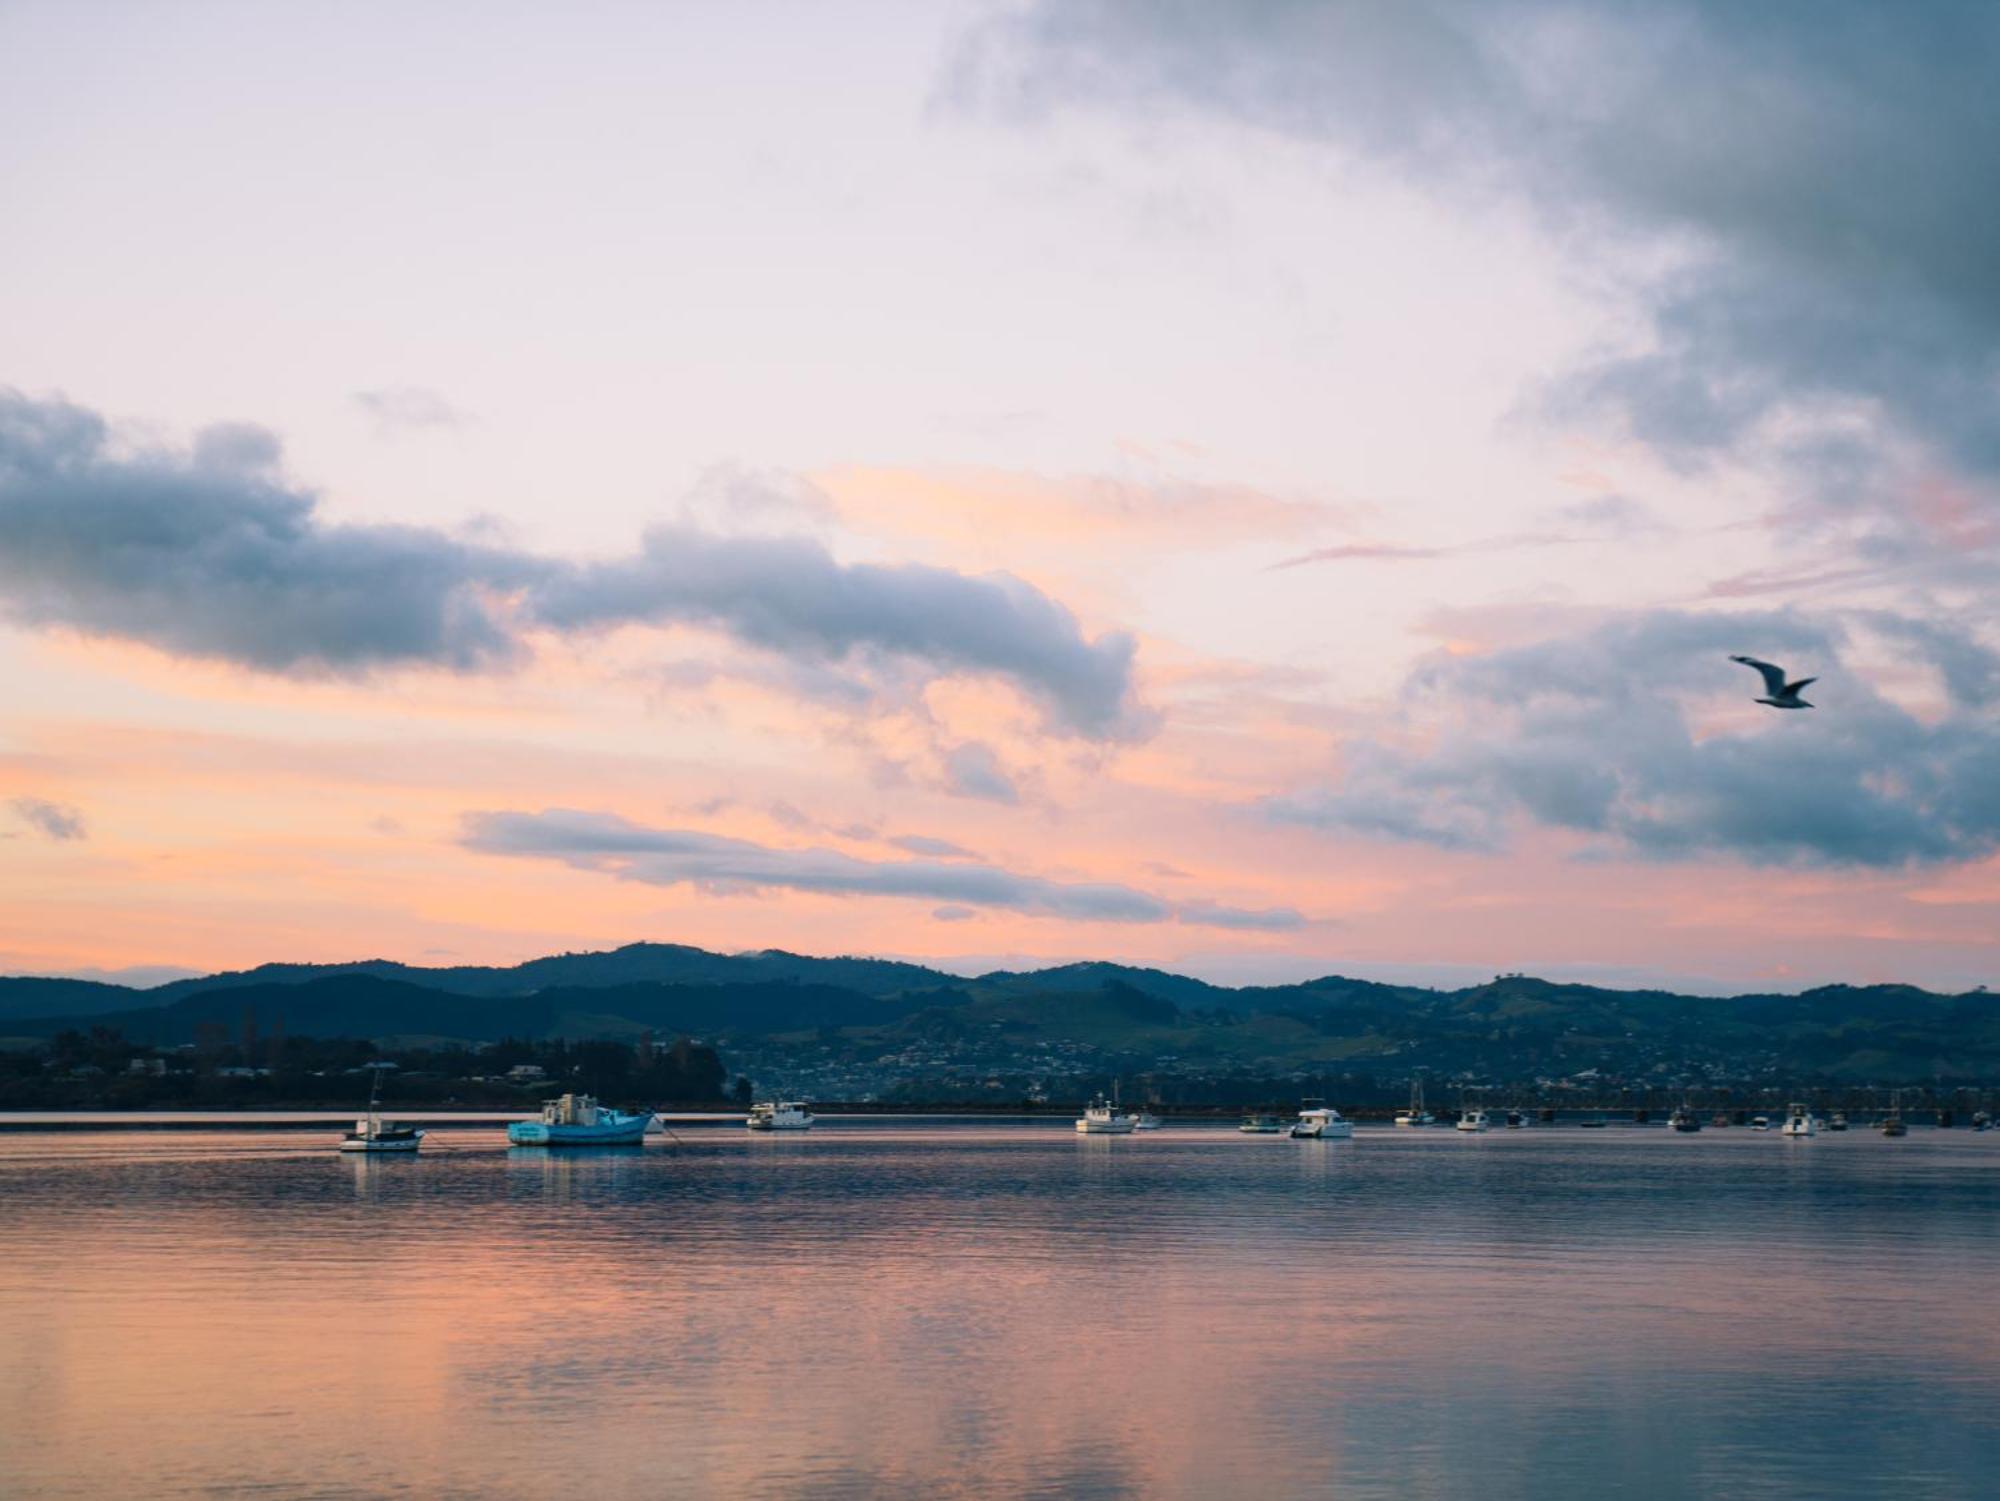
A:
2;1125;1997;1499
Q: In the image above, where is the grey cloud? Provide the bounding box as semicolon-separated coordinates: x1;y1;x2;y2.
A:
960;2;2000;548
531;525;1144;738
0;390;1143;737
352;386;472;433
1865;614;2000;710
11;797;86;841
942;741;1020;803
1172;899;1306;932
0;390;535;673
1266;609;2000;868
932;905;978;922
1270;530;1572;571
1550;495;1666;537
463;808;1298;930
890;834;982;859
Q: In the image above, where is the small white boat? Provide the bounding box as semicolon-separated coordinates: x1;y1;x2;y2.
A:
1076;1094;1137;1134
1504;1108;1531;1129
1239;1114;1284;1134
1130;1110;1164;1131
746;1100;815;1131
1393;1077;1434;1127
1879;1091;1908;1137
1455;1108;1490;1133
1290;1100;1353;1139
1781;1103;1817;1138
1751;1115;1771;1131
336;1068;423;1153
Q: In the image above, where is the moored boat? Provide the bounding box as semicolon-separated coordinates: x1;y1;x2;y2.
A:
1130;1109;1164;1131
1879;1091;1908;1137
746;1100;814;1131
1504;1108;1531;1129
337;1068;423;1154
1393;1077;1435;1128
1669;1104;1701;1133
1290;1100;1353;1139
1075;1093;1137;1134
507;1093;654;1146
1455;1108;1490;1133
1781;1102;1817;1138
1827;1112;1848;1132
1750;1115;1771;1131
1239;1114;1284;1134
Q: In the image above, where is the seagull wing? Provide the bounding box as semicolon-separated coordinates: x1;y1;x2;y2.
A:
1783;677;1817;697
1730;655;1788;696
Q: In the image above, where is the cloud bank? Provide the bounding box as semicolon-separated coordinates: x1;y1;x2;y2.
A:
0;389;1144;737
1267;610;2000;868
958;1;2000;563
464;808;1303;930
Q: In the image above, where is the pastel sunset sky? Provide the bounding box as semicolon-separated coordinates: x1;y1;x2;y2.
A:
3;1;1996;992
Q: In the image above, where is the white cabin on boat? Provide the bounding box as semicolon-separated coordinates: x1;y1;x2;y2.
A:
747;1100;815;1131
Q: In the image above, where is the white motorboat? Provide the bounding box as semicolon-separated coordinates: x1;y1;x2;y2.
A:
336;1068;423;1153
1455;1108;1491;1133
746;1100;815;1131
1290;1100;1354;1139
1130;1110;1164;1131
1504;1108;1532;1129
1393;1077;1435;1127
1238;1114;1284;1134
1780;1102;1817;1138
1751;1115;1771;1131
1076;1094;1137;1134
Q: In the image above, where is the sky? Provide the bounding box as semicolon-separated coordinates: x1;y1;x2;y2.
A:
2;0;1997;993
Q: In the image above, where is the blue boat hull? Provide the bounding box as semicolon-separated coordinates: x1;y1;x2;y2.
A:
507;1113;652;1146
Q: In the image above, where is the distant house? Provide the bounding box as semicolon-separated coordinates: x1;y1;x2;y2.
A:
215;1066;271;1079
507;1064;547;1082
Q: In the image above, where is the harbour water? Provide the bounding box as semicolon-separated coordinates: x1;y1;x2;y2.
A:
2;1121;1995;1499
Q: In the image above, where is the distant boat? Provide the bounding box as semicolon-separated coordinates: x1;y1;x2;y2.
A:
747;1100;814;1131
1710;1113;1732;1128
1577;1114;1609;1129
1879;1091;1908;1138
1669;1104;1702;1133
1393;1077;1435;1127
1239;1114;1284;1134
1455;1108;1490;1133
1290;1100;1353;1139
1827;1112;1849;1132
1076;1093;1137;1134
1781;1103;1818;1139
507;1093;653;1146
1974;1112;1992;1133
1751;1115;1771;1131
1130;1109;1164;1131
1504;1108;1531;1129
337;1068;423;1154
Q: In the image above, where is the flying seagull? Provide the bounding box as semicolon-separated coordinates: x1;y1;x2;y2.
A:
1730;655;1816;709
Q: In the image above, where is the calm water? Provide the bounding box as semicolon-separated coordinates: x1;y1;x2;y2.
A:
1;1122;1995;1500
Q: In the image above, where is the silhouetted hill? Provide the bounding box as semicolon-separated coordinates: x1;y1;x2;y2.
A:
5;942;1996;1082
0;977;147;1022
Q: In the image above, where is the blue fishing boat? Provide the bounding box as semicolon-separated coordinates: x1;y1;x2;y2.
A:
507;1093;654;1146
